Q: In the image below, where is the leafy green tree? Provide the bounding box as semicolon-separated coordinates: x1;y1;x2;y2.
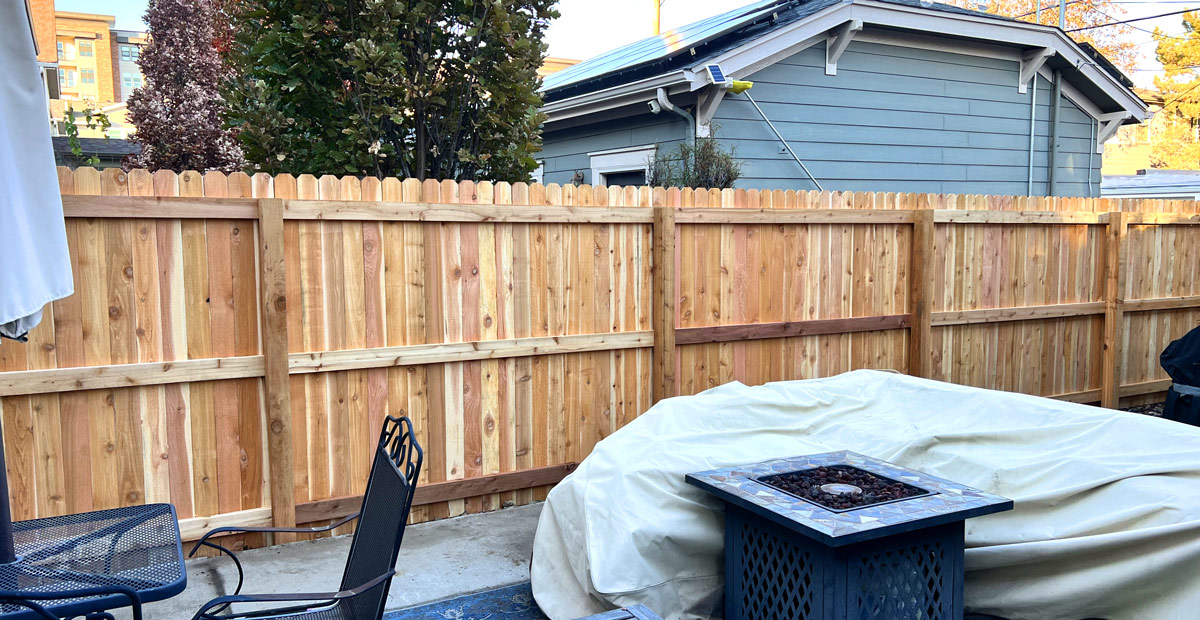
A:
1151;12;1200;169
225;0;557;181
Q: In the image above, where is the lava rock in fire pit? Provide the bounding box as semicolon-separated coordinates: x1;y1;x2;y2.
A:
757;465;929;511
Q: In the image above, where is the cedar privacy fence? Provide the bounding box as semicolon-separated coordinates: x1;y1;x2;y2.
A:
0;167;1197;549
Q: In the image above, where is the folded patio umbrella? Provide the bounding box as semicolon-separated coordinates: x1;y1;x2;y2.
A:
532;370;1200;620
0;0;74;341
0;0;75;562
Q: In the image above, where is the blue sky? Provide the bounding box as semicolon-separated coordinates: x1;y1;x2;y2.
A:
55;0;1195;88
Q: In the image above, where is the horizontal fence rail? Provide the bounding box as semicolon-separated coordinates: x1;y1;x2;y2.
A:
1;167;1198;550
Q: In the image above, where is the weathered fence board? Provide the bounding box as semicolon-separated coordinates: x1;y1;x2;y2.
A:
0;168;1197;549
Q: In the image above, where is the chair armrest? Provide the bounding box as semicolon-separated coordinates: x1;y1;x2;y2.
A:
191;571;394;620
189;512;361;558
0;595;59;620
0;585;145;620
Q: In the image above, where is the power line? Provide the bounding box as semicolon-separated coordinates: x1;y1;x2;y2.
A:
1160;80;1200;108
1067;7;1199;32
1014;0;1081;19
1094;7;1189;39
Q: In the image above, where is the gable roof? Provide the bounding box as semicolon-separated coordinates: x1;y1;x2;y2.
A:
541;0;1144;126
542;0;1050;98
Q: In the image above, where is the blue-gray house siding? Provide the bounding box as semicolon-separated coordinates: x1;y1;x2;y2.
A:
539;39;1102;197
711;40;1098;196
539;113;688;186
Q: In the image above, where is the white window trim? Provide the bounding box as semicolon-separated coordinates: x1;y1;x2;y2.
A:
588;145;656;186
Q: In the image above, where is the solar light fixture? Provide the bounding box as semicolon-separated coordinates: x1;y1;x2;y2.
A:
705;64;730;87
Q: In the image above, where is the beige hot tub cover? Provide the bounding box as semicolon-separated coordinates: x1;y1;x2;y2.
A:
532;370;1200;620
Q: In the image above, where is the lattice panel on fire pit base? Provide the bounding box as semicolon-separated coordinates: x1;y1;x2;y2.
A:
729;510;818;620
851;531;955;620
724;505;964;620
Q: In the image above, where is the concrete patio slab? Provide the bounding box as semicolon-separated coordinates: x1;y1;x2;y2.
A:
146;502;543;619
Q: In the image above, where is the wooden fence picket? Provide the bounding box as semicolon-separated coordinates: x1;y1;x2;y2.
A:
1;168;1197;545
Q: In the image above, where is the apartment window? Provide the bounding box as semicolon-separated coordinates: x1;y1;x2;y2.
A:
121;45;139;61
78;41;93;57
133;74;143;88
59;70;76;88
56;42;63;59
81;69;95;84
123;72;133;88
59;43;75;61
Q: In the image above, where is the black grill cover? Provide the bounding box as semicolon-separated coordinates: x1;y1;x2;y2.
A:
1161;325;1200;425
1162;325;1200;386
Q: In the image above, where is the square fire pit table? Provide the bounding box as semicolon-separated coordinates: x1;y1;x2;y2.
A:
686;451;1012;620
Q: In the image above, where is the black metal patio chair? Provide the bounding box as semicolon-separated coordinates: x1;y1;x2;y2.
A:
188;415;423;620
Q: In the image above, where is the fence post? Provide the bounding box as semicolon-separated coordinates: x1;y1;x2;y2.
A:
257;198;296;539
908;208;936;378
652;203;676;402
1102;210;1127;408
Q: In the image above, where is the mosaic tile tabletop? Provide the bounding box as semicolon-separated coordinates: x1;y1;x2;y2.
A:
686;451;1013;546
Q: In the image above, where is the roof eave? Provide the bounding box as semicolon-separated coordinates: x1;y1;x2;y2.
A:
846;0;1146;120
540;0;1146;126
542;70;696;125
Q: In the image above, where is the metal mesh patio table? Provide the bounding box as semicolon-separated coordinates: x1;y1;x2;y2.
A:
0;503;186;620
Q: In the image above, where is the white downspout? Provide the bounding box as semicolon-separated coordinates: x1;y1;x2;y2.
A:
654;88;696;150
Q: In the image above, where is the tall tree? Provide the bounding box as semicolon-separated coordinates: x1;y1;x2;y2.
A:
1150;12;1200;169
946;0;1137;72
127;0;243;172
224;0;557;181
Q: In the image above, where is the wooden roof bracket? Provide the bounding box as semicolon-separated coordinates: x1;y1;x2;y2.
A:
695;86;726;137
1019;47;1054;94
1096;111;1132;153
826;19;864;76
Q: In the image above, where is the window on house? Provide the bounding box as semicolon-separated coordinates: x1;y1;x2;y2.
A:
532;161;544;184
78;41;93;57
588;145;656;187
62;71;76;87
133;74;142;88
81;69;95;84
60;43;75;61
1135;123;1149;144
123;72;133;88
56;42;63;59
120;45;140;61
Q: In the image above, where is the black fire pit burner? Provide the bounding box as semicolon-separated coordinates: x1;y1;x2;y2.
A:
756;465;933;512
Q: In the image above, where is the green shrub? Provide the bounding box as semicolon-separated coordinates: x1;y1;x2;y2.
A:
647;135;742;189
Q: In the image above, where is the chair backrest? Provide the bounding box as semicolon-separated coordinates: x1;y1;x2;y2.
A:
338;416;423;619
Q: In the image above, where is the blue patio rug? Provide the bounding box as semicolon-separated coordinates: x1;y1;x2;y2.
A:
385;582;548;620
